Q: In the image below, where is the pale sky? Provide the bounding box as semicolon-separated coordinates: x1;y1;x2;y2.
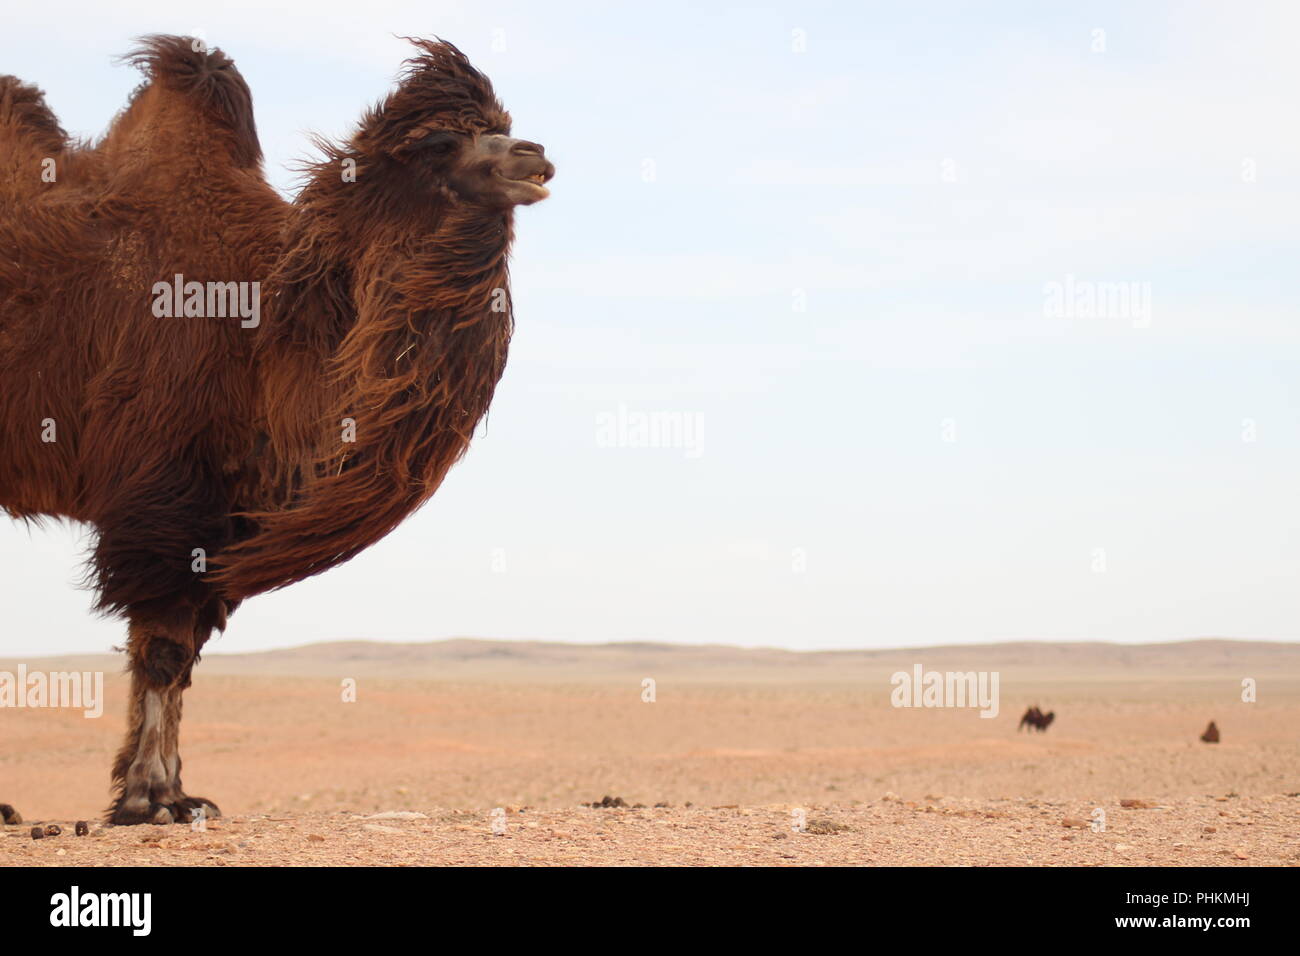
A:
2;1;1298;655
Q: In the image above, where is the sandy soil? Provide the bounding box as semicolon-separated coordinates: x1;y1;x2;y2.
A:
4;797;1298;867
2;638;1298;865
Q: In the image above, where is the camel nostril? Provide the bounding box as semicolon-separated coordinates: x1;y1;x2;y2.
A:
510;140;545;157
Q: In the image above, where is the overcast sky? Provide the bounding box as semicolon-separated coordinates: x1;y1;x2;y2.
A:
2;1;1298;655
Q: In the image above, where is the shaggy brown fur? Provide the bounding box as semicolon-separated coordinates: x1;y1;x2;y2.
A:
0;35;553;823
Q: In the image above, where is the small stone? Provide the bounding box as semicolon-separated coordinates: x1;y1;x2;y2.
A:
30;827;43;840
307;834;325;842
74;821;89;837
43;824;61;837
1061;817;1089;829
1203;826;1217;833
1233;849;1248;860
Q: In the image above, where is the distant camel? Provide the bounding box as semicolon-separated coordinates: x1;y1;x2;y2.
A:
1018;705;1055;732
1200;721;1220;743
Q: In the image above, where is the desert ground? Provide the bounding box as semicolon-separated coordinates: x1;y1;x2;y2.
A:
1;638;1298;866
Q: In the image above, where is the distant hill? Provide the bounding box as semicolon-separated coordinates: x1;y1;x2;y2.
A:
4;637;1297;681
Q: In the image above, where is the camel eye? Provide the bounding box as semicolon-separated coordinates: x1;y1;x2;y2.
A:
412;131;459;157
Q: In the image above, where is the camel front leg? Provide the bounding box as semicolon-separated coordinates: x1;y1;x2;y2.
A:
108;611;220;825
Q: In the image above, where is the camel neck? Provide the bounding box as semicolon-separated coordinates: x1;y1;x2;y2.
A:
262;171;516;352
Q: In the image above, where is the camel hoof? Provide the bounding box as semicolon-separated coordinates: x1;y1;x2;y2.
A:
108;802;173;825
108;796;221;826
169;796;221;824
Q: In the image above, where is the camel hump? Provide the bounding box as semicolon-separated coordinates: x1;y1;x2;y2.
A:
0;75;69;155
121;35;262;167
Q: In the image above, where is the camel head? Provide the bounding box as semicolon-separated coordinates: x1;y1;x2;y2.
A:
354;38;554;208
